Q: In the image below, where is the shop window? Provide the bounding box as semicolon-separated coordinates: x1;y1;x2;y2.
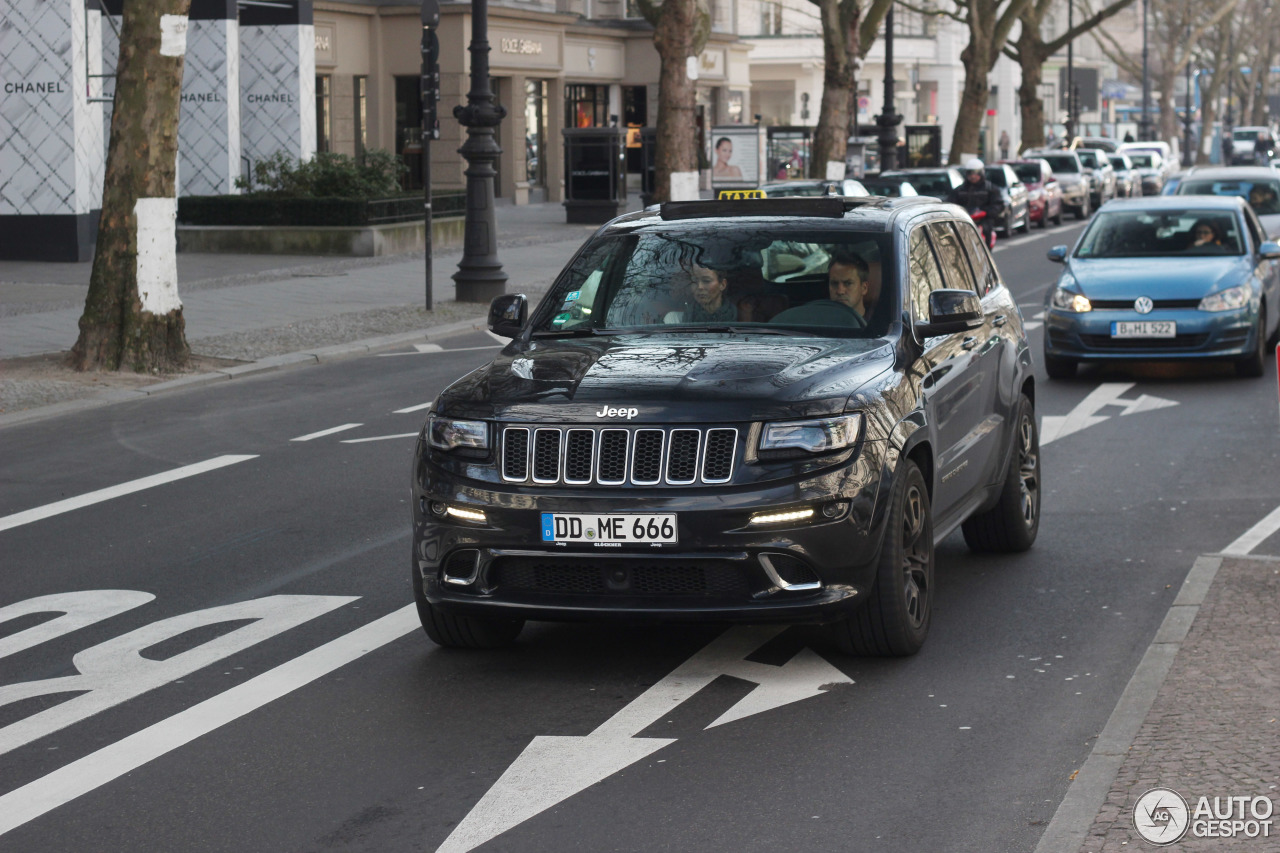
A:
565;83;608;128
395;75;423;189
354;75;367;161
316;74;332;153
525;79;549;187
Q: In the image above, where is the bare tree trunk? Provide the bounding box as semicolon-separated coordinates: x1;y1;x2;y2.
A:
1157;66;1179;143
949;39;993;163
810;0;858;178
1252;32;1276;125
1015;31;1049;151
642;0;708;203
73;0;191;372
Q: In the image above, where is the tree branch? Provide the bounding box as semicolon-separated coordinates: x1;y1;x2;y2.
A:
1044;0;1136;54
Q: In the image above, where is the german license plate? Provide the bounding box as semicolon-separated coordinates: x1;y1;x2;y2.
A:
541;513;677;544
1111;321;1176;338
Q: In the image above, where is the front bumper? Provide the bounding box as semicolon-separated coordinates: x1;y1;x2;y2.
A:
411;441;892;624
1044;307;1258;361
1060;184;1088;207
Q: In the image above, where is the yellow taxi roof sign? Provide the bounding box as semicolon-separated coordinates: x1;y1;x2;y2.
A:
717;189;766;200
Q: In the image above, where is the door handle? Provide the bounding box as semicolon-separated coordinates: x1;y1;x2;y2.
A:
993;314;1008;327
962;336;978;350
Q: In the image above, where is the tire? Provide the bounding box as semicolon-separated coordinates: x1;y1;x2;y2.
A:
824;460;933;657
1053;204;1064;226
412;562;524;649
1037;211;1048;229
1043;350;1077;379
1235;306;1268;378
962;395;1040;553
1018;211;1032;233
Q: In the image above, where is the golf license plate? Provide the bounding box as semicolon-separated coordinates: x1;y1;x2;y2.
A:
1111;321;1176;338
541;513;677;544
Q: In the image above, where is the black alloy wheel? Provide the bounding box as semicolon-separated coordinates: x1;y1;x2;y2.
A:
825;460;933;656
962;395;1041;552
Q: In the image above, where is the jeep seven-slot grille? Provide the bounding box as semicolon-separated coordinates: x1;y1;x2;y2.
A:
501;426;738;486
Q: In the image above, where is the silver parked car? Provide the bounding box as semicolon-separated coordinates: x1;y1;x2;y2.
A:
1108;153;1140;197
1075;148;1117;207
1028;149;1093;219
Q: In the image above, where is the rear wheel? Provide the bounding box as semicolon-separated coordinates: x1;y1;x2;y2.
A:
1075;197;1091;220
1018;210;1032;233
1053;204;1064;226
825;460;933;657
1235;306;1268;378
412;563;524;649
962;395;1040;552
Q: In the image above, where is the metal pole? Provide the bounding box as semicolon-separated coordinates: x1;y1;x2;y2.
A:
1183;15;1194;166
1140;0;1152;139
452;0;508;303
421;0;440;311
1066;0;1075;141
1225;23;1234;157
876;4;901;171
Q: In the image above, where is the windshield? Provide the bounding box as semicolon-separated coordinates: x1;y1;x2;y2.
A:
1075;209;1245;258
1126;153;1157;168
1234;128;1269;142
1076;151;1101;168
1108;156;1130;170
1040;155;1078;173
1013;164;1043;184
532;226;898;338
861;179;916;197
885;172;955;195
762;183;827;198
1177;178;1280;216
985;168;1007;187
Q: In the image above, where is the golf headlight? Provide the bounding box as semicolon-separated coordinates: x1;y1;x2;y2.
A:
1198;284;1250;312
426;415;489;451
760;414;862;454
1052;278;1091;313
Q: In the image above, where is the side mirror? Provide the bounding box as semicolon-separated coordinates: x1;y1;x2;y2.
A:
1259;241;1280;260
488;293;528;338
1047;245;1068;263
915;289;984;338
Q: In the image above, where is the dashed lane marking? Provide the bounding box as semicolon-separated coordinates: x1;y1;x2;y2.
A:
290;424;363;442
377;344;501;357
340;433;420;444
1222;504;1280;556
0;455;258;534
0;604;419;837
394;402;434;414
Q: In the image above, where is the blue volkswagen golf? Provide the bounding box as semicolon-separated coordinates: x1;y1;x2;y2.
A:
1042;196;1280;378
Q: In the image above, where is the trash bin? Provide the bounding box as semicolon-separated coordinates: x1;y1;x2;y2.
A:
563;127;626;224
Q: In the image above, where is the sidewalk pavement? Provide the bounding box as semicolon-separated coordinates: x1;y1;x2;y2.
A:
2;198;1278;853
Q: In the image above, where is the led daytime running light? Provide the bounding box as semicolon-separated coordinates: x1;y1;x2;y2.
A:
446;506;487;523
749;508;815;525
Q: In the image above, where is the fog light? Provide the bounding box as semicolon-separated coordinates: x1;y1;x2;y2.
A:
749;508;815;526
446;506;487;523
430;501;448;517
823;501;850;519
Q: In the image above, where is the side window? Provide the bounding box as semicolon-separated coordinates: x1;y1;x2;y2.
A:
908;227;946;322
955;220;1000;296
927;222;978;294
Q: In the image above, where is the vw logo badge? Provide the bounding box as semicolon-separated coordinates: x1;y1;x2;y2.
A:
1134;296;1154;314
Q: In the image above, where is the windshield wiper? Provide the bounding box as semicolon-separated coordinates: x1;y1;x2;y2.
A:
657;325;814;336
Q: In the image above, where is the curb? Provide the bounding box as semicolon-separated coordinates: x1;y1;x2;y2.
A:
1032;553;1226;853
0;317;488;430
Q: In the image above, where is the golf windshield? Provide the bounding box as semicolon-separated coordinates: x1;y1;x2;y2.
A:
1075;209;1245;258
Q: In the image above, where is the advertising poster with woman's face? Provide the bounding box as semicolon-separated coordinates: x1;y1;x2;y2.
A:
710;130;760;185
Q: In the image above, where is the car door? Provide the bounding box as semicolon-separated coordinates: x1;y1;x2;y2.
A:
924;221;1006;515
1244;207;1280;337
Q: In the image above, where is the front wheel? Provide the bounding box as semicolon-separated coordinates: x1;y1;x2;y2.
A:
1075;198;1091;220
962;395;1040;553
1053;205;1064;226
412;563;524;649
824;460;933;656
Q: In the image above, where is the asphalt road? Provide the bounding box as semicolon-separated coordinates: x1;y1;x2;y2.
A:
3;218;1280;852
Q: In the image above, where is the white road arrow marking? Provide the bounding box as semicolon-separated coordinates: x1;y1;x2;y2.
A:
1039;382;1178;446
436;626;851;853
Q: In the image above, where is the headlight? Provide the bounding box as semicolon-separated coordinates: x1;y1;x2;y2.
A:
426;415;489;451
760;414;862;454
1051;277;1091;313
1198;284;1250;312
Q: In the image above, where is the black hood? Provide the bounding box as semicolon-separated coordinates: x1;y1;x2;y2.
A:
437;333;894;422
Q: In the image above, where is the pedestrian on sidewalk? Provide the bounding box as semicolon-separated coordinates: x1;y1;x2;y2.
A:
999;130;1011;161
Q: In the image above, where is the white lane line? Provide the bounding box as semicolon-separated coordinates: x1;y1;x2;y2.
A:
1024;321;1043;331
415;343;444;353
484;330;508;345
0;605;419;838
377;345;502;358
0;455;257;534
340;433;419;444
394;402;434;414
1222;504;1280;555
290;423;362;442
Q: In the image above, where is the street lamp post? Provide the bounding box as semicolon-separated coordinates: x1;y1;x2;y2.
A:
1139;0;1152;140
1065;0;1075;141
1182;17;1194;166
452;0;508;303
1224;24;1234;160
876;4;902;171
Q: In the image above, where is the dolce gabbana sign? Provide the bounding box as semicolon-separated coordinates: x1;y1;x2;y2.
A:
501;37;542;55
